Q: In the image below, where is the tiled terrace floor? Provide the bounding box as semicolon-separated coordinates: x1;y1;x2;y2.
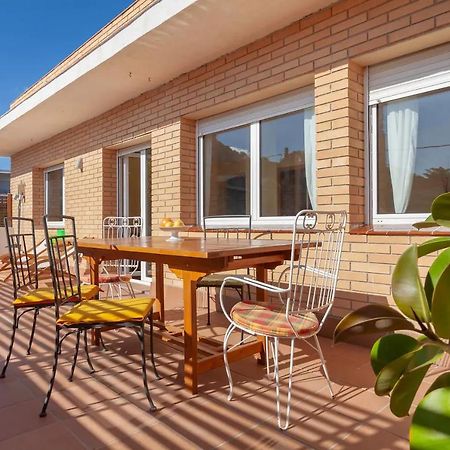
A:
0;281;445;450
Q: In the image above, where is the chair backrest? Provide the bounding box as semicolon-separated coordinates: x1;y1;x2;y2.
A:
285;210;347;323
4;217;38;295
43;215;82;319
202;215;252;240
102;216;142;275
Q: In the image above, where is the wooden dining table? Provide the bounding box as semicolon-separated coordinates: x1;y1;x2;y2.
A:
77;235;293;394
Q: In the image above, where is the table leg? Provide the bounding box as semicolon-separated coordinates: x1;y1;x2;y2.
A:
154;262;165;324
88;256;100;346
183;272;199;394
255;266;268;302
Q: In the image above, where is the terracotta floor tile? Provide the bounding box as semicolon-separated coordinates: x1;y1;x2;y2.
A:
0;422;87;450
0;398;57;442
339;425;409;450
100;426;200;450
0;285;419;449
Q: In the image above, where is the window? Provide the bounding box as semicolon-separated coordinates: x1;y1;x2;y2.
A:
369;44;450;224
44;165;64;226
202;126;250;216
198;88;315;226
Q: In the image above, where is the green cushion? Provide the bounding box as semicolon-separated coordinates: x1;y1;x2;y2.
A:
198;273;251;288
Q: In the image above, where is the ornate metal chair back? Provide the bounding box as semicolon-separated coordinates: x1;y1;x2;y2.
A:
43;215;82;319
4;217;39;296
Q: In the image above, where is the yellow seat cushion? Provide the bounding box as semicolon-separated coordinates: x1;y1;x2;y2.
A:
57;297;155;326
13;284;99;307
231;301;319;338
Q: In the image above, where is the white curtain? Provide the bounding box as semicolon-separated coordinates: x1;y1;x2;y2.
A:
304;107;317;209
202;137;213;215
386;99;419;214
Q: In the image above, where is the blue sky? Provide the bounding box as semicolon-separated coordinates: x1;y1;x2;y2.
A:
0;0;133;170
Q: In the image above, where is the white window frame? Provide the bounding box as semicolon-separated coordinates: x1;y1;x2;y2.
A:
369;47;450;225
44;164;65;228
197;88;314;228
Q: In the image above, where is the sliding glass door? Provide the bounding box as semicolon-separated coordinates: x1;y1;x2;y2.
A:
118;147;151;281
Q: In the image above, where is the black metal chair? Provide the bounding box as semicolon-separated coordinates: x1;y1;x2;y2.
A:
0;217;98;378
39;215;159;417
197;215;253;325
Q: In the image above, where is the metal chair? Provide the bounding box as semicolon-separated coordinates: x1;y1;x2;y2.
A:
40;215;159;417
197;215;252;325
220;210;347;430
101;216;142;298
0;217;98;378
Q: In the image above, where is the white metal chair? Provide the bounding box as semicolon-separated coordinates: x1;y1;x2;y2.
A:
220;210;347;430
101;217;142;298
197;215;252;325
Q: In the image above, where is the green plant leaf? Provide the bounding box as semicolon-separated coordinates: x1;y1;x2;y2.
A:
431;192;450;228
333;304;415;344
410;387;450;450
375;344;442;397
390;364;432;417
424;248;450;308
392;245;431;322
432;263;450;339
406;344;443;373
417;237;450;257
414;215;439;230
370;334;418;375
374;347;420;396
426;373;450;397
413;221;440;230
389;344;443;416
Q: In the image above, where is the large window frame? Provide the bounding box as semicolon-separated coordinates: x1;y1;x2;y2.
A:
44;164;65;228
197;88;314;227
369;47;450;225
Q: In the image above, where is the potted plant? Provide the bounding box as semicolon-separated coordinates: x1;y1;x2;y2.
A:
334;193;450;449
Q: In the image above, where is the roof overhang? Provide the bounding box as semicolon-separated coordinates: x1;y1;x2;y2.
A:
0;0;334;155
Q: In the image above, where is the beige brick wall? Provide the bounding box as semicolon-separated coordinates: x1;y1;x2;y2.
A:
10;0;450;317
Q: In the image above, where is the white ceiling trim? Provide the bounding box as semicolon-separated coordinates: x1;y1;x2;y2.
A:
0;0;196;128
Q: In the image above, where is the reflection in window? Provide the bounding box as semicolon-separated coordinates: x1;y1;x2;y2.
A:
377;89;450;214
203;126;250;216
260;111;311;216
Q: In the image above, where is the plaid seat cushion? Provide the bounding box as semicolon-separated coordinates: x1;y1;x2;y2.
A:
99;273;132;283
230;301;319;338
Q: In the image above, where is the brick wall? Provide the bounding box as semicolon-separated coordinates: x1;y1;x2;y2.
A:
10;0;450;317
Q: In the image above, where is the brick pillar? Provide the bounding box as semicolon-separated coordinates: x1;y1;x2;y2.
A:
31;168;44;224
151;118;196;233
315;61;365;227
102;148;117;220
180;118;197;226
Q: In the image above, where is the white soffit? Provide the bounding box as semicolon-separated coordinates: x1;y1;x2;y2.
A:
0;0;333;155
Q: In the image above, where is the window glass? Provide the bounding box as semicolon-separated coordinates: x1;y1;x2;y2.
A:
260;111;309;216
203;126;250;216
46;167;64;222
377;89;450;214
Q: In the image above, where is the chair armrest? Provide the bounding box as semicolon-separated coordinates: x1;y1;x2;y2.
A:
219;275;289;325
221;275;287;294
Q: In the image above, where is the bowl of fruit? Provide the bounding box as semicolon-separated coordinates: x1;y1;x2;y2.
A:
159;218;188;241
